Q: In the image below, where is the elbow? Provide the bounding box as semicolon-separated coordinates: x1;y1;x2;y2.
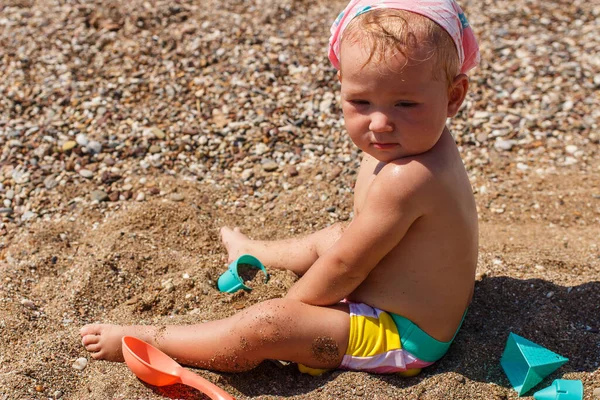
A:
333;257;369;285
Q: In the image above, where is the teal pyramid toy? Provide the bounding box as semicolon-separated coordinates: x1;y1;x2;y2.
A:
500;333;569;396
533;379;583;400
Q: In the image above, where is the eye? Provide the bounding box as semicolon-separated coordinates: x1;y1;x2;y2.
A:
347;99;369;105
396;102;418;108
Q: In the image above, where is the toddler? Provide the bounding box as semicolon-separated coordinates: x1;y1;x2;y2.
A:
81;0;480;376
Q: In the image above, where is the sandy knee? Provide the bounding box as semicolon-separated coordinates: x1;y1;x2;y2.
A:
238;299;296;342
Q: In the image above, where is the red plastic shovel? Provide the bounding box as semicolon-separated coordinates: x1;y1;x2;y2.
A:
121;336;235;400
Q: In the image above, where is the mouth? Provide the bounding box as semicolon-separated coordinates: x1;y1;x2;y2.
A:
372;142;399;150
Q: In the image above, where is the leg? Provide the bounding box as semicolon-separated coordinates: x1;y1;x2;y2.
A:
81;298;350;372
220;223;345;275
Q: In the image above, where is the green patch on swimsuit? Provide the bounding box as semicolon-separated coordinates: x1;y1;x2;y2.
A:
390;310;467;363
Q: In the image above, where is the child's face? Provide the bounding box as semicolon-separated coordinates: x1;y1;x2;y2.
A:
339;40;458;162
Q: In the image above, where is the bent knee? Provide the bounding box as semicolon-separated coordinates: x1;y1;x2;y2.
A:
236;299;298;343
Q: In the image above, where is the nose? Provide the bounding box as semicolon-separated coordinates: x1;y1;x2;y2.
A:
368;111;393;133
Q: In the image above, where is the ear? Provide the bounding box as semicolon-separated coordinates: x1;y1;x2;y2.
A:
447;74;469;117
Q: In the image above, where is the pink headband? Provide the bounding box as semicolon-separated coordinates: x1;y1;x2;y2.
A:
328;0;480;74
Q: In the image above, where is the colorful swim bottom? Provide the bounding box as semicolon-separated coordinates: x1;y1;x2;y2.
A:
298;302;465;375
339;302;435;374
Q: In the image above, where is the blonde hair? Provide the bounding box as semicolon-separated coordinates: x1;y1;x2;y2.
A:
341;9;460;84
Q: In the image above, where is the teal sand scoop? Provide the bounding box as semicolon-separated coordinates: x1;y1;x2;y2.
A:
500;332;569;396
217;254;269;293
533;379;583;400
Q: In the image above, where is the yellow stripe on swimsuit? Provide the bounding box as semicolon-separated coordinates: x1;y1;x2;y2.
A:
347;305;400;357
339;303;433;374
299;303;436;375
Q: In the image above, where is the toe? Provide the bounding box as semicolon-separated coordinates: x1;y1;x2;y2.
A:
80;324;101;336
82;334;100;346
85;342;102;353
90;350;105;360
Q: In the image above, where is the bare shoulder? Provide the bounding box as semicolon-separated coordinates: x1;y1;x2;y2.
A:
370;157;440;206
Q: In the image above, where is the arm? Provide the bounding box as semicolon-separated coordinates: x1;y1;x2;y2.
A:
286;161;431;305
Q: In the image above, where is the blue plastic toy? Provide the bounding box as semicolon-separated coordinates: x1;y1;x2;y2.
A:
500;332;569;396
533;379;583;400
217;254;269;293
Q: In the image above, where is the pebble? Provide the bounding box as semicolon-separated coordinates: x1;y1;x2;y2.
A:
136;192;146;202
593;388;600;398
20;298;35;309
62;141;77;152
44;175;58;190
150;127;166;139
87;141;102;154
241;169;254;180
79;169;94;179
21;211;36;221
72;357;88;371
75;134;89;147
170;193;184;202
149;145;162;154
494;139;515;151
90;190;109;202
565;145;578;154
262;161;279;172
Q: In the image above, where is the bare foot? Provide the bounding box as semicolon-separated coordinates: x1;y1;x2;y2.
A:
220;226;252;263
80;324;155;362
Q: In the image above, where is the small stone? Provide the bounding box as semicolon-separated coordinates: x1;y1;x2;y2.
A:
494;139;515;151
75;134;89;146
79;169;93;179
21;211;36;221
44;175;58;190
125;297;138;305
53;390;63;399
241;169;254;180
150;127;166;139
72;357;88;371
286;166;299;177
329;166;343;179
21;298;35;309
565;145;578;155
90;190;109;202
35;384;44;393
87;141;102;154
262;161;278;172
108;192;120;202
149;145;161;154
136;192;145;202
593;387;600;398
62;141;77;152
546;291;554;298
0;208;13;215
170;193;184;202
